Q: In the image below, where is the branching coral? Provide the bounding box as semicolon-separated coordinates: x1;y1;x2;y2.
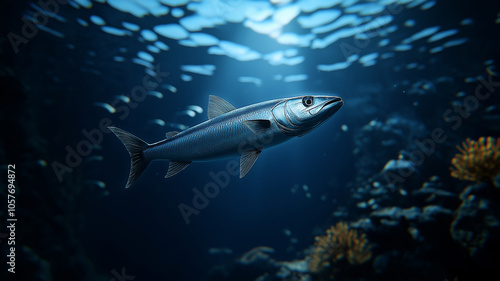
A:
450;137;500;184
308;222;372;274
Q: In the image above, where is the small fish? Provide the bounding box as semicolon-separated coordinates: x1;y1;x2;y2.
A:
487;65;498;76
94;102;116;113
109;95;343;188
176;109;196;118
148;119;166;126
147;91;163;99
162;84;178;93
114;95;130;103
187;105;203;114
85;180;106;189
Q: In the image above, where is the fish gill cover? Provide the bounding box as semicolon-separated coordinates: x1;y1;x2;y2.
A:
1;0;500;281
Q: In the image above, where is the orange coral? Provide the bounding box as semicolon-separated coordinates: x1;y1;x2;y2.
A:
450;137;500;184
308;222;372;273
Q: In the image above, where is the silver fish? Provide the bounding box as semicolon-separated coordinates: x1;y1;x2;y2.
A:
109;95;343;188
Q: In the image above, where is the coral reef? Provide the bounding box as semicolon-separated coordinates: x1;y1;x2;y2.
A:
450;183;500;267
352;116;427;182
206;223;373;281
308;222;372;275
450;137;500;185
207;246;279;281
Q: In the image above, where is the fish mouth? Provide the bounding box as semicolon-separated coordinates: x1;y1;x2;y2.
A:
309;96;344;115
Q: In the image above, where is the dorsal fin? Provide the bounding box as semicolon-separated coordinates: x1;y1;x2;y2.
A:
166;131;179;139
208;95;237;119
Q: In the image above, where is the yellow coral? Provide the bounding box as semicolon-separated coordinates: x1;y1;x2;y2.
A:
450;137;500;183
308;222;372;273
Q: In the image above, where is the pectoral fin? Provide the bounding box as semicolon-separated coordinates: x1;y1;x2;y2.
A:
208;95;237;119
243;119;271;134
165;161;191;178
240;149;262;178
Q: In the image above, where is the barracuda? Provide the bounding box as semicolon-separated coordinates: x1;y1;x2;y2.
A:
109;95;343;188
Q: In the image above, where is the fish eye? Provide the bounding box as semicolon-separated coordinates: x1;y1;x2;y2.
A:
302;96;314;107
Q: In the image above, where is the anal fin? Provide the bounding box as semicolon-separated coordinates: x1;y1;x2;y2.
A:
240;150;262;178
165;161;191;178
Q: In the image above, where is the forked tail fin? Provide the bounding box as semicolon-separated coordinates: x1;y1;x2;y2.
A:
108;126;151;188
